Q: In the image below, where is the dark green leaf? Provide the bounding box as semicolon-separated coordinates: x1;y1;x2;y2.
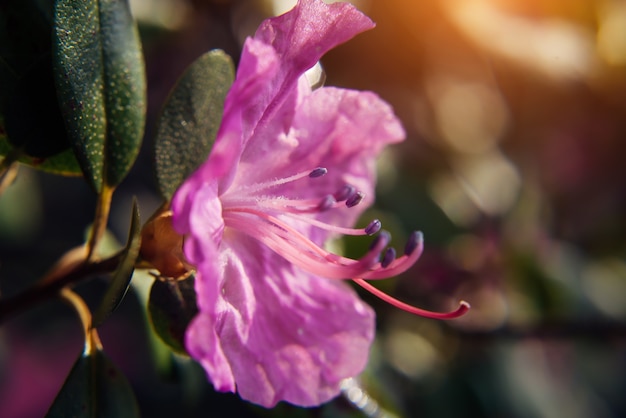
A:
93;199;141;327
154;49;234;200
148;276;198;354
53;0;146;191
0;0;77;164
46;349;140;418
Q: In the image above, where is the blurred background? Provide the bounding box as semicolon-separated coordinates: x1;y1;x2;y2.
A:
1;0;626;416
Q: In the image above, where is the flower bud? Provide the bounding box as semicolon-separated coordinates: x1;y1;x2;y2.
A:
140;209;192;279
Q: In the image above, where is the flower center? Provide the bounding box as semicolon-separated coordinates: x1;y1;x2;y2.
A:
220;168;469;319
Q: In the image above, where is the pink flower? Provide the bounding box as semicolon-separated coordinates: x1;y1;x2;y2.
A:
171;0;468;408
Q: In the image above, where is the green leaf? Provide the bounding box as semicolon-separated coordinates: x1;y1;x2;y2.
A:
0;0;79;168
148;276;198;354
53;0;146;191
93;199;141;327
46;349;140;418
154;49;234;200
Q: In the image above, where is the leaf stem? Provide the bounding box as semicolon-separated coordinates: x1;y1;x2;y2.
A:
86;185;114;261
60;287;102;354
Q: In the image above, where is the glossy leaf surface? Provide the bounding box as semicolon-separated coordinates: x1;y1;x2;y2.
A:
53;0;146;191
0;0;79;172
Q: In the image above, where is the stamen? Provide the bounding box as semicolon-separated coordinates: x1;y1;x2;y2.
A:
317;195;336;211
404;231;422;255
224;209;400;279
218;165;470;321
360;230;391;268
364;219;382;236
353;278;470;319
334;185;356;202
381;248;396;268
359;233;424;279
236;168;328;195
225;208;424;281
240;195;344;214
309;167;328;178
369;230;391;251
279;212;382;236
346;191;365;208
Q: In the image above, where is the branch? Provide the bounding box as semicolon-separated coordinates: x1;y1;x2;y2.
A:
0;249;123;324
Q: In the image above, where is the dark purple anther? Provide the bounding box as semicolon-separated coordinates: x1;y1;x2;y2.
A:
364;219;382;236
404;231;422;256
309;167;328;178
345;191;364;208
369;230;391;251
381;247;396;268
317;195;336;211
334;185;355;202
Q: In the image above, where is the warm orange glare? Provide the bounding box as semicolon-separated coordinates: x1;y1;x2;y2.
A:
445;0;598;81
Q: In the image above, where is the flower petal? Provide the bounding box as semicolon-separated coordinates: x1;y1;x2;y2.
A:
172;179;223;249
188;231;375;407
214;39;282;190
253;0;375;129
186;312;235;392
233;87;405;240
184;224;235;392
208;0;374;192
238;0;375;155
